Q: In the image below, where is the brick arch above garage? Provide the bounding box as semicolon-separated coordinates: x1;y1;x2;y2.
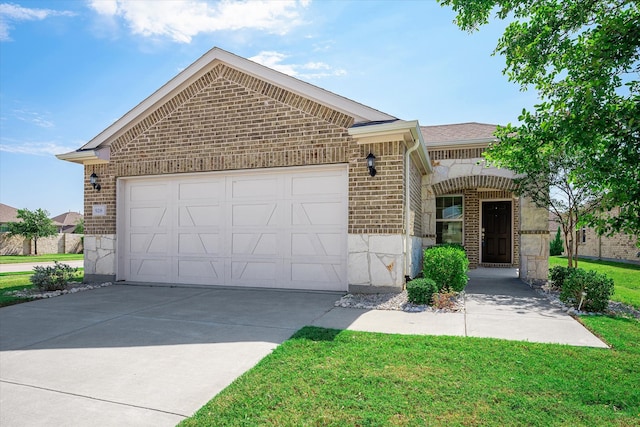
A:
431;175;517;196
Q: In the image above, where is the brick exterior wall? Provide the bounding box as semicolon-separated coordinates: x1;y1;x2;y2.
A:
84;64;407;237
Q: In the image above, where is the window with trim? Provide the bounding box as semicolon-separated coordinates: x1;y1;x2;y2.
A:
436;195;463;244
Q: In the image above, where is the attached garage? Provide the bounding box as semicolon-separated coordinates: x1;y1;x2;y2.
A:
119;165;348;290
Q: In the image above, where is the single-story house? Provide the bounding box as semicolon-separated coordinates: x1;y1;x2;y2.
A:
50;211;84;234
58;47;548;291
0;203;20;232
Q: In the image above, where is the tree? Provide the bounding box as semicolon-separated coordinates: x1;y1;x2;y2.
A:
550;225;564;256
440;0;640;238
6;208;58;255
74;218;84;234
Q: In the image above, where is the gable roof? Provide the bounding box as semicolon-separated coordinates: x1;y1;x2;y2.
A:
421;122;498;146
58;47;397;164
0;203;20;223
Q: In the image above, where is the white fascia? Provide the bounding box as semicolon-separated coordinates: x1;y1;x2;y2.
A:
56;147;110;165
348;120;432;173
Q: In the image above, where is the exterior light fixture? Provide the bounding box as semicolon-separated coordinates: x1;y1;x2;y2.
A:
90;172;101;191
366;152;377;177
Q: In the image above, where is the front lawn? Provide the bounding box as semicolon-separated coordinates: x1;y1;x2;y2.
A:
181;319;640;426
550;256;640;309
0;270;84;307
0;254;84;264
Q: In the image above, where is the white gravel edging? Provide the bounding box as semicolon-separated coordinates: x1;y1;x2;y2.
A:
7;282;113;299
335;290;464;313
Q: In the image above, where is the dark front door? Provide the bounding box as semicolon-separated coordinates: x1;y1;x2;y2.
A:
482;201;512;263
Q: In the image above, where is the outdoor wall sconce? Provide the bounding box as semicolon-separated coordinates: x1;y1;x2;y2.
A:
90;172;101;191
366;152;377;177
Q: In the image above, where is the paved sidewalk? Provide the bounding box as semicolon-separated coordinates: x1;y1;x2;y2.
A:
0;260;84;273
313;268;608;348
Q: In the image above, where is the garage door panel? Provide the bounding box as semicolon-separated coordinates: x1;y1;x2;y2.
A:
232;233;277;255
129;183;169;202
232;261;277;282
178;206;222;227
131;258;171;279
129;207;168;227
291;233;343;256
178;181;223;200
177;259;223;283
121;166;347;290
291;174;343;196
232;203;278;226
178;233;221;255
293;202;344;225
231;177;278;199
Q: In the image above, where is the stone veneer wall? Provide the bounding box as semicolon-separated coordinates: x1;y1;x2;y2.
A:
83;234;116;283
519;197;549;286
83;63;410;289
0;233;83;255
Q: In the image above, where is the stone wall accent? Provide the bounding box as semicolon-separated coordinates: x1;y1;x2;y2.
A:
432;174;517;196
0;233;83;255
84;234;116;282
519;197;549;285
348;234;405;292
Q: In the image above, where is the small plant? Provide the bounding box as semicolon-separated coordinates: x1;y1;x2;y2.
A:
549;227;564;256
423;246;469;292
406;278;438;305
559;268;614;312
30;262;78;291
548;265;574;291
431;287;459;310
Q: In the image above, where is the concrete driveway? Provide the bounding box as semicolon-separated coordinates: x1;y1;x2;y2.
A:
0;285;341;427
0;271;606;426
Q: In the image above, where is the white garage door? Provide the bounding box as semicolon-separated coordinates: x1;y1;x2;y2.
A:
118;165;348;291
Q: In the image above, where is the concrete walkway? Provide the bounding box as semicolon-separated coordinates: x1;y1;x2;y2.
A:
313;268;608;348
0;260;84;273
0;270;607;426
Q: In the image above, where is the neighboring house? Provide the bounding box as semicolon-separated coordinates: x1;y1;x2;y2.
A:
58;47;548;290
550;209;639;264
0;203;20;232
51;211;84;234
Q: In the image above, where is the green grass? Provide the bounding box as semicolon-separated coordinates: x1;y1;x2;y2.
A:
0;254;83;264
550;256;640;309
0;270;84;307
181;320;640;427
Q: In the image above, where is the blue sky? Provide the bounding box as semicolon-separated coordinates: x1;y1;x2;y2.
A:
0;0;537;216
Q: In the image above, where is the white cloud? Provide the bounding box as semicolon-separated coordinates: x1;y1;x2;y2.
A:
0;3;75;41
0;139;77;156
12;109;54;128
249;50;346;79
88;0;310;43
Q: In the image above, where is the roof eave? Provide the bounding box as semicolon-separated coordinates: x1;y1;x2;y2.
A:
348;120;432;173
56;148;110;165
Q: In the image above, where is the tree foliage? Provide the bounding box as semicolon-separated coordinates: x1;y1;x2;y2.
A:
6;208;58;255
440;0;640;237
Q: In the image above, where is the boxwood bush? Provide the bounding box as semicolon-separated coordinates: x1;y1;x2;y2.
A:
548;265;575;291
406;278;438;305
423;246;469;292
30;261;77;291
559;268;614;312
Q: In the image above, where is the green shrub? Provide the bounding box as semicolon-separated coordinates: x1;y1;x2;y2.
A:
549;228;564;256
548;265;574;290
559;268;614;312
30;261;77;291
423;246;469;292
406;278;438;304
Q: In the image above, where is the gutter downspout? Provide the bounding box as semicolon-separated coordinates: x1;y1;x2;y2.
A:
404;135;421;283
